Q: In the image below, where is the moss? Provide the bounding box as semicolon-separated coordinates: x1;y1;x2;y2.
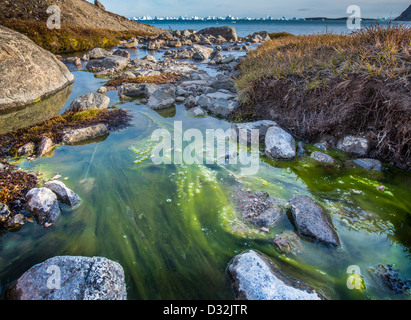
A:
0;18;153;54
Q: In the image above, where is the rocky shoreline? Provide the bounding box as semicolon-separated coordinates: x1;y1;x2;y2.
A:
0;24;409;300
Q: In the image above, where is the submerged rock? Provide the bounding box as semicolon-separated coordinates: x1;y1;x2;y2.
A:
26;187;61;227
368;264;411;295
62;124;109;145
44;180;80;207
289;195;340;247
265;126;296;160
347;158;382;171
274;230;303;254
6;256;127;300
227;250;323;300
232;189;284;228
68;93;110;111
3;213;26;231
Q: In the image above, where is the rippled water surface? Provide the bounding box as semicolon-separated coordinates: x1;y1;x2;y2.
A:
0;46;410;300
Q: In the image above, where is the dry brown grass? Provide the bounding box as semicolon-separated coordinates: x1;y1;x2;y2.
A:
234;24;411;167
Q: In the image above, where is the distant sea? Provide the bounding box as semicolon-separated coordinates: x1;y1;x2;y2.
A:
135;19;409;36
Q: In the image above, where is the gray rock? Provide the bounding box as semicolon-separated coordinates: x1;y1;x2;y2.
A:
0;203;11;224
231;120;277;145
97;86;107;95
4;214;26;231
120;37;138;49
198;26;238;42
17;142;36;156
67;93;110;111
205;91;235;100
296;141;306;157
337;136;369;156
0;26;75;111
118;83;156;100
62;124;109;145
184;95;198;108
211;74;236;92
196;95;212;109
111;49;131;59
227;250;323;300
206;98;237;119
147;86;176;110
44;180;80;207
233;190;284;228
310;151;336;165
347;158;382;171
86;55;129;72
37;136;54;157
289;195;340;247
6;256;127;300
265;126;296;160
188;107;206;117
26;188;61;227
83;48;109;60
189;45;214;61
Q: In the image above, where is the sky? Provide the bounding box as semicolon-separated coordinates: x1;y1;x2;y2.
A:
87;0;410;19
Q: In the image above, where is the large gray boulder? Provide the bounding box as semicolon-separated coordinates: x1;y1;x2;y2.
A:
0;26;75;111
26;188;61;227
227;250;323;300
265;126;296;160
44;180;81;207
67;93;110;111
289;195;340;247
198;26;238;42
6;256;127;300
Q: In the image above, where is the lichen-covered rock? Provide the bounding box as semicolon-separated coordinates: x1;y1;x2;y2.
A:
4;213;26;231
0;26;75;111
26;187;61;227
0;203;11;224
6;256;127;300
17;142;36;156
44;180;80;207
289;195;340;247
227;250;323;300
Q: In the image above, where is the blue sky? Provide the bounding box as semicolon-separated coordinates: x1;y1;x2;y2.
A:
87;0;409;18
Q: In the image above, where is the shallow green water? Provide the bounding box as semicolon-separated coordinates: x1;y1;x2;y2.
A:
1;66;410;300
